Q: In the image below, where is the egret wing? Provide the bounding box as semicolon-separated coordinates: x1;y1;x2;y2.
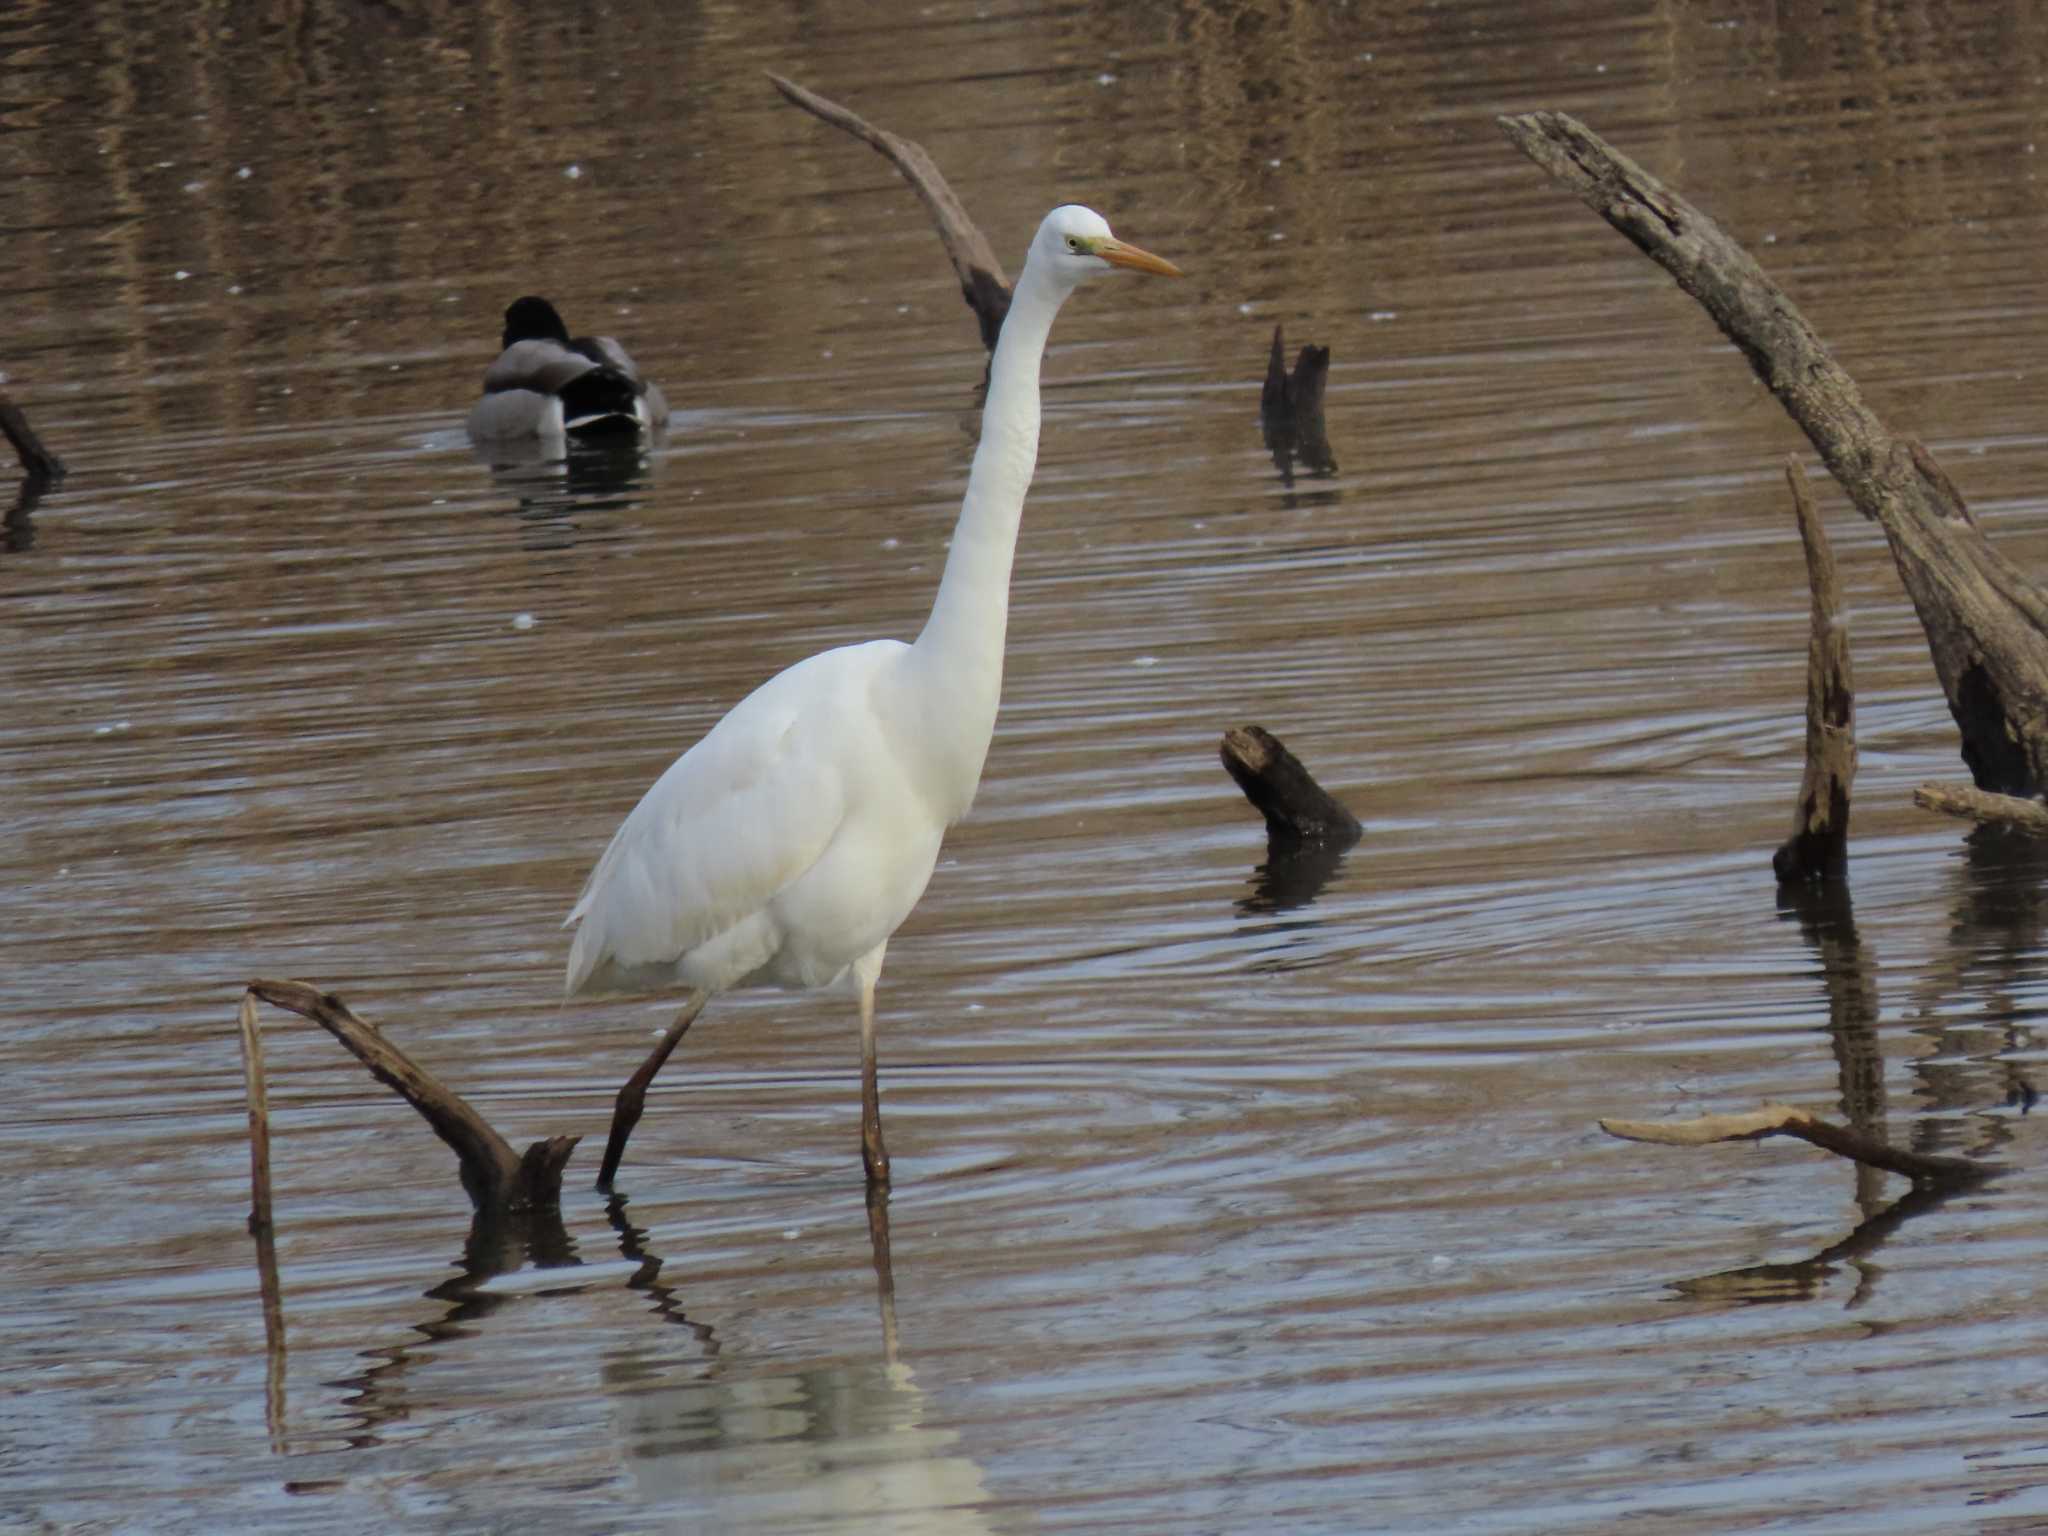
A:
563;644;898;994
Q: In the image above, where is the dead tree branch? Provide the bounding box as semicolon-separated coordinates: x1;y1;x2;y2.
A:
1601;1101;1993;1185
244;979;578;1213
0;389;64;480
767;72;1012;352
1774;457;1857;884
1500;110;2048;800
1912;781;2048;836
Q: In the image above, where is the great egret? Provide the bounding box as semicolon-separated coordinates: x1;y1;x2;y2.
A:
564;204;1182;1189
466;296;669;443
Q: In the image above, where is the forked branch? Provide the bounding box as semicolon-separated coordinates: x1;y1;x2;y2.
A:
243;979;577;1213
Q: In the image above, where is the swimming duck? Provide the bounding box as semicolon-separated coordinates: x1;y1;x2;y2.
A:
466;296;669;442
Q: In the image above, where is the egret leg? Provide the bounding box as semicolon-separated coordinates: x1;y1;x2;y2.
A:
597;991;708;1191
859;978;890;1187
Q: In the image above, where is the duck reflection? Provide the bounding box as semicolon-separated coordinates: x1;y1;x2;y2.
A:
473;433;660;545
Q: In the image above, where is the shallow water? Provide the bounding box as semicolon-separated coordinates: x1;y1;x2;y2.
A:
7;1;2048;1531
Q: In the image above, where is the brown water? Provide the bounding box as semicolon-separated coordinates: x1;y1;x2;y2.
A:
8;2;2048;1531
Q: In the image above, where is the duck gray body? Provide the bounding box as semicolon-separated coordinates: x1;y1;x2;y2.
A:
466;295;668;443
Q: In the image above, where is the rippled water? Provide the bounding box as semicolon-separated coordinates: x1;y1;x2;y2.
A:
8;1;2048;1531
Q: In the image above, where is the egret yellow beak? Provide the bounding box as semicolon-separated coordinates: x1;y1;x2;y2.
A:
1097;238;1184;278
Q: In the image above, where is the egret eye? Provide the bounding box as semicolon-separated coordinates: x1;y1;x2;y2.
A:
1065;235;1082;252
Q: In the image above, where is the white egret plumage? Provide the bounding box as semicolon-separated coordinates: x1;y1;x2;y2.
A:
565;204;1182;1189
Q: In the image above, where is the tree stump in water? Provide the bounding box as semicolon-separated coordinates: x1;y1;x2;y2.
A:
1773;458;1857;885
1220;725;1362;844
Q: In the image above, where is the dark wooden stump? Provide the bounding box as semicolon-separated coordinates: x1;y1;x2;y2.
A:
1773;458;1857;885
1220;725;1362;844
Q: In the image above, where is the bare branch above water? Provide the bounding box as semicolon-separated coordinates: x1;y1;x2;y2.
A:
1500;109;2048;803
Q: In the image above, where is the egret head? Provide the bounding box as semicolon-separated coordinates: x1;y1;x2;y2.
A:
1032;205;1184;288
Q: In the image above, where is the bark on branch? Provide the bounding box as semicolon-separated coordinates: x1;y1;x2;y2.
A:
1912;780;2048;835
1500;110;2048;799
1601;1101;1992;1185
1774;457;1857;884
767;72;1012;352
244;979;578;1213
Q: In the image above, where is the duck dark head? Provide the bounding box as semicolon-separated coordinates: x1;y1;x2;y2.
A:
502;296;572;350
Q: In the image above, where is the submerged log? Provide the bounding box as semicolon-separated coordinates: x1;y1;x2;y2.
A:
1773;457;1857;885
1220;725;1362;844
767;72;1012;352
1500;110;2048;803
1601;1101;1992;1185
244;979;578;1213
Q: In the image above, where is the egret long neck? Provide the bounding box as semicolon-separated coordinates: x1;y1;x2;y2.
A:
911;262;1065;708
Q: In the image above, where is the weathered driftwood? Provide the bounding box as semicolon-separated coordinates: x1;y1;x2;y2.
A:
245;979;578;1213
768;72;1012;353
0;389;64;480
1220;725;1363;844
1911;780;2048;835
236;991;276;1234
1773;458;1857;884
1260;325;1337;484
1500;110;2048;802
1601;1101;1992;1185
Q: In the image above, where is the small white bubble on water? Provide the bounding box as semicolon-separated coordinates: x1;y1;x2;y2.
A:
512;613;538;631
564;163;582;179
1133;655;1160;668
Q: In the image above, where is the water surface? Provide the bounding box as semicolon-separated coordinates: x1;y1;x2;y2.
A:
6;1;2048;1531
